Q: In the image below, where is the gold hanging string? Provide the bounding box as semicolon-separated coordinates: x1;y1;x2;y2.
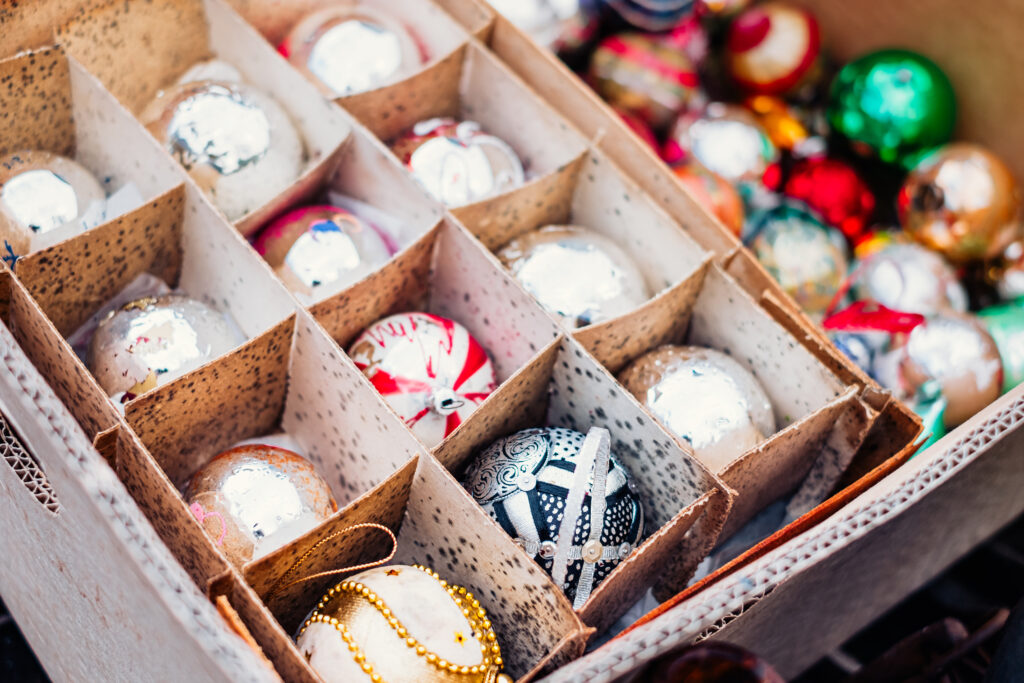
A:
266;522;397;599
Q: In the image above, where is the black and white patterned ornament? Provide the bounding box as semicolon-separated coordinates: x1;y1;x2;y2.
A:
461;426;643;608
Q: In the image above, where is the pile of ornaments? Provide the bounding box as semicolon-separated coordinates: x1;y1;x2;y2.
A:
496;0;1024;444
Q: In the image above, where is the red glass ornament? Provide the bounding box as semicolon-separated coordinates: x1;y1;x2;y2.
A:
780;157;875;243
726;2;821;96
616;107;660;151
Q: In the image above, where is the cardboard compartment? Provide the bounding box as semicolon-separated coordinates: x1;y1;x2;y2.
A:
242;120;445;286
342;40;589;214
226;0;470;84
433;335;731;632
310;217;563;450
579;263;874;537
0;46;184;258
243;454;590;681
455;146;711;339
56;0;351;230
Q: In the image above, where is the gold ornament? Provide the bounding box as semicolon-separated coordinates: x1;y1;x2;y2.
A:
297;564;510;683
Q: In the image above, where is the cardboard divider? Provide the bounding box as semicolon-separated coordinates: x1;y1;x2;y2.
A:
0;271;119;439
455;146;711;340
244;454;589;681
56;0;352;229
0;47;184;257
227;0;469;74
435;334;731;632
309;217;562;447
344;41;588;205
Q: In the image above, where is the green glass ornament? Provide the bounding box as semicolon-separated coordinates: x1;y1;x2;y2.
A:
978;300;1024;393
828;49;956;165
911;380;947;453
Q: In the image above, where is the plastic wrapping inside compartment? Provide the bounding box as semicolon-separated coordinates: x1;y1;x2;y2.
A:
432;335;730;632
0;47;181;257
225;0;469;68
243;454;590;681
56;0;352;229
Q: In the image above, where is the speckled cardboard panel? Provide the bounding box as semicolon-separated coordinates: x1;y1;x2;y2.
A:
0;46;74;158
574;259;711;375
431;0;494;40
283;311;424;507
16;187;186;337
176;184;296;338
114;424;234;587
124;317;295;489
393;455;589;680
209;572;320;683
225;0;469;64
310;221;440;348
55;0;213;115
344;43;465;143
244;457;419;628
2;272;119;438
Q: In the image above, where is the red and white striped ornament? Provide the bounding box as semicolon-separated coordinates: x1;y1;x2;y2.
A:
348;312;497;447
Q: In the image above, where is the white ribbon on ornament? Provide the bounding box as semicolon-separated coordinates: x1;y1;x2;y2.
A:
550;426;612;610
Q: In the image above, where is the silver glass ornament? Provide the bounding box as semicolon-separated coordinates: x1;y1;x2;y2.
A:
851;242;967;315
0;150;105;237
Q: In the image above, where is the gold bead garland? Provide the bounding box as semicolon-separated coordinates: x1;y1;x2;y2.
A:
299;565;507;682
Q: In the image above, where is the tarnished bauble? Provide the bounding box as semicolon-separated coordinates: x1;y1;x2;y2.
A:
87;294;243;399
297;564;511;683
899;143;1023;263
349;312;497;447
851;242;967;316
185;444;336;567
391;118;525;207
0;150;105;244
254;204;394;303
143;80;304;220
664;103;778;185
619;345;775;472
672;163;744;236
725;2;821;96
497;225;650;328
280;5;422;97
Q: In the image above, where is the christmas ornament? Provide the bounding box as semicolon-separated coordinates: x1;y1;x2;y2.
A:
744;95;813;152
588;32;702;131
618;345;775;472
0;150;106;249
910;381;947;451
875;313;1002;427
279;5;422;97
725;2;821;96
850;242;967;316
617;108;660;151
254;205;394;303
696;0;752;18
827;331;879;377
176;59;244;85
604;0;696;32
297;564;511;683
771;157;875;243
348;312;497;447
898;143;1023;263
672;163;744;236
488;0;599;54
185;444;337;567
994;241;1024;302
664;103;778;185
461;427;643;607
827;49;956;164
143;80;304;220
87;294;243;400
497;225;650;329
748;202;848;316
641;642;785;683
391;118;525;207
978;300;1024;393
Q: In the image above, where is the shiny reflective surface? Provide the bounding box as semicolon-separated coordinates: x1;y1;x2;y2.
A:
0;150;105;235
489;0;594;51
726;2;820;96
619;345;775;472
392;118;525;207
853;242;967;315
667;103;778;183
348;312;497;447
899;143;1023;263
254;205;393;303
461;427;642;603
87;294;243;399
750;203;848;316
185;444;337;567
498;224;650;328
144;80;304;220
